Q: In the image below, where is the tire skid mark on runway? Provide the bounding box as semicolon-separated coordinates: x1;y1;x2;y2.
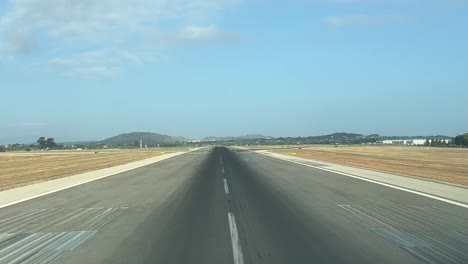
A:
0;209;53;232
336;204;468;264
0;207;128;264
0;231;97;264
4;210;60;234
430;206;468;220
0;209;47;224
26;208;91;234
0;207;128;233
83;207;128;231
336;204;392;228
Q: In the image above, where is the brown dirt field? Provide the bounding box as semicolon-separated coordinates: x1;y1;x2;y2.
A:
0;148;189;191
265;145;468;186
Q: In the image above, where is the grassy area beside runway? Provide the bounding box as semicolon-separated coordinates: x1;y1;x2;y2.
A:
0;148;190;191
252;145;468;186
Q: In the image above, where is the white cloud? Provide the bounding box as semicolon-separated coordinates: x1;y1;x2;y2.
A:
324;0;458;3
0;0;240;48
178;24;242;42
0;0;241;77
119;51;148;65
49;58;74;66
46;50;154;78
147;24;244;46
68;66;120;79
323;15;412;27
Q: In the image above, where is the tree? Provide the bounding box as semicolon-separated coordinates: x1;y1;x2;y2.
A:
37;137;47;149
424;139;430;146
0;145;5;152
46;138;57;149
454;133;468;147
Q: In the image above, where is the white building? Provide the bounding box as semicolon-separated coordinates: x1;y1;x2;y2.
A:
381;139;451;145
382;139;429;145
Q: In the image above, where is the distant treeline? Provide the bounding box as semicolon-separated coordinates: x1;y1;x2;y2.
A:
454;133;468;147
0;136;198;152
204;133;467;148
1;133;467;152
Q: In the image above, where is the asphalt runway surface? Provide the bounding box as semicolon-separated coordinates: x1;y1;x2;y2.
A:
0;147;467;264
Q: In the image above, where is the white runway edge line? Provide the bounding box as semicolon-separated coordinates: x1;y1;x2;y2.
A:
228;212;244;264
0;150;201;209
224;178;230;195
261;153;468;209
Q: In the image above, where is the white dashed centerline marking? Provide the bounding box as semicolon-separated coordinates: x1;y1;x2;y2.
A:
221;151;244;264
228;212;244;264
224;178;230;194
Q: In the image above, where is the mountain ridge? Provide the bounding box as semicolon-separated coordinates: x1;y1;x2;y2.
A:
100;132;187;146
202;134;272;141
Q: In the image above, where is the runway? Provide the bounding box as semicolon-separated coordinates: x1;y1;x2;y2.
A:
0;147;467;263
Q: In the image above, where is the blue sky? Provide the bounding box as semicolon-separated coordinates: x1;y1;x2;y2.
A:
1;0;467;143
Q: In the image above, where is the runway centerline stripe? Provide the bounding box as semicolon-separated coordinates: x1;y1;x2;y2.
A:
224;178;230;195
228;213;244;264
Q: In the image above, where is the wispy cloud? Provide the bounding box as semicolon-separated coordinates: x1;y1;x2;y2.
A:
68;66;120;79
49;58;74;66
49;50;154;67
325;0;456;3
46;50;154;78
323;15;412;27
175;24;243;43
0;0;242;77
147;24;244;46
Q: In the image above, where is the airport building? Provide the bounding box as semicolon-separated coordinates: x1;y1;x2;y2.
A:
382;139;450;145
382;139;428;145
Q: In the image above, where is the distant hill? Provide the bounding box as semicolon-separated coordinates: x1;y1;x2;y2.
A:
101;132;187;146
271;132;377;144
236;132;453;145
202;134;272;141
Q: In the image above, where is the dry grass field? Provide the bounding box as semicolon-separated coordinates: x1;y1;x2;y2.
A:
264;145;468;186
0;148;189;191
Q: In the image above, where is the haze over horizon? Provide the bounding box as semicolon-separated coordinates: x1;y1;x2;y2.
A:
1;0;467;144
0;130;461;145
